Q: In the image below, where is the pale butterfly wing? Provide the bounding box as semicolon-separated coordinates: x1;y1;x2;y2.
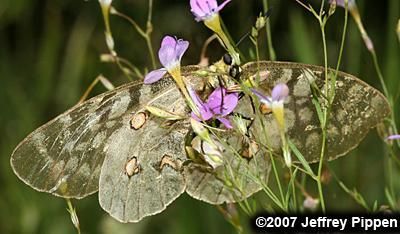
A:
184;96;271;204
10;66;199;200
98;81;190;223
10;60;390;223
10;81;145;198
242;61;390;162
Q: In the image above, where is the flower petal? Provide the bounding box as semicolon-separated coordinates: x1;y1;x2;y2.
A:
330;0;355;8
188;85;213;121
175;39;189;62
215;0;231;13
207;0;218;9
387;134;400;140
190;0;207;19
158;36;178;68
206;87;225;112
217;117;233;129
206;88;238;116
143;68;167;84
219;92;238;115
271;83;289;101
251;88;270;102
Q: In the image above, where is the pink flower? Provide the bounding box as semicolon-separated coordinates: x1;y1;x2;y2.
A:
190;0;231;22
144;36;189;84
188;86;238;128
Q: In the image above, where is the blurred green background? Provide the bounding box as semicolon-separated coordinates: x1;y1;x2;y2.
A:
1;0;399;233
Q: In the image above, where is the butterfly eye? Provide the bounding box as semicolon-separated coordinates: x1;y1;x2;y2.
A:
223;53;233;65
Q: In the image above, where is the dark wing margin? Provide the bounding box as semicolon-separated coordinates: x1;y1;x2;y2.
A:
242;61;391;162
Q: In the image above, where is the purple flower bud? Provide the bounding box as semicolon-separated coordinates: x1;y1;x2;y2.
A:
190;0;231;22
144;35;189;84
329;0;356;9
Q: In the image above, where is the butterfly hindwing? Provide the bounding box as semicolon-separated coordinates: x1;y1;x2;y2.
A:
242;61;390;162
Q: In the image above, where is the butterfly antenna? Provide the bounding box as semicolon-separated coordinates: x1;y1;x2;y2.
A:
235;8;273;47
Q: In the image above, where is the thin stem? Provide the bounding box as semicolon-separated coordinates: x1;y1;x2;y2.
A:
147;0;153;23
262;0;276;61
112;8;156;69
371;51;389;98
199;34;218;63
66;199;81;234
145;0;156;69
289;166;297;211
295;0;312;12
334;3;349;75
316;1;329;213
317;129;326;212
270;152;285;206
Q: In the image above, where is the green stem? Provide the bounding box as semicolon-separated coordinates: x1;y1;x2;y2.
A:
289;166;297;211
262;0;276;61
112;8;156;69
317;127;327;213
371;51;389;98
317;16;328;214
334;4;348;75
66;199;81;234
269;152;285;207
145;36;156;69
146;0;156;69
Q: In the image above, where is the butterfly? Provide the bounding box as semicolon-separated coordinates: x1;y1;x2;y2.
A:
11;61;390;222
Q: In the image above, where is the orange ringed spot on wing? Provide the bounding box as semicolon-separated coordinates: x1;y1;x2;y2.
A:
260;103;272;115
242;140;260;159
159;155;182;171
125;157;140;177
130;112;148;130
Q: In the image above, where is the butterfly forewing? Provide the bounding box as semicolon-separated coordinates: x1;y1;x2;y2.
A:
11;81;146;198
98;83;190;223
242;61;390;162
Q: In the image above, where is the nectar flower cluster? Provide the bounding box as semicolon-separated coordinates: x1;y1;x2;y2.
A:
189;86;238;128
